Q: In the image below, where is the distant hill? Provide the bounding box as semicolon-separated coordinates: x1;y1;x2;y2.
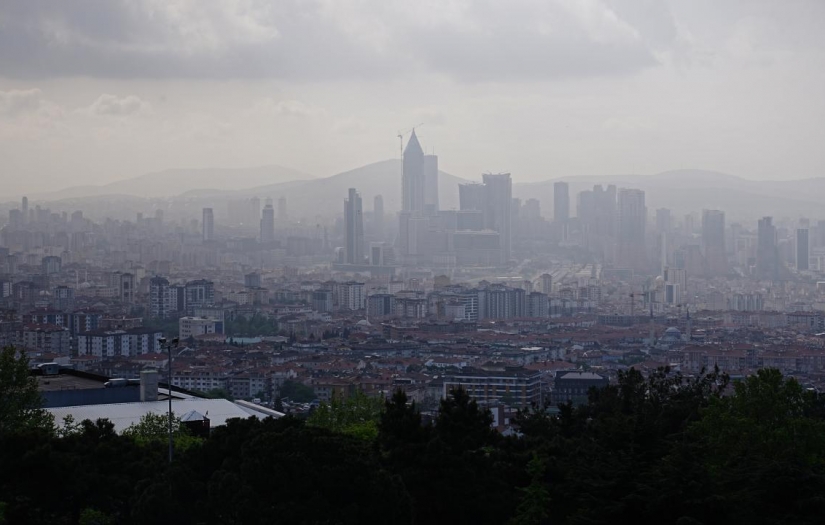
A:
25;162;825;222
229;159;473;214
30;165;316;200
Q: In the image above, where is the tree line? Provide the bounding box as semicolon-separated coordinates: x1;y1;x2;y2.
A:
3;344;825;524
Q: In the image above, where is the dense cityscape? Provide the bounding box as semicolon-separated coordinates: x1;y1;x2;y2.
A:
3;1;825;523
4;128;825;417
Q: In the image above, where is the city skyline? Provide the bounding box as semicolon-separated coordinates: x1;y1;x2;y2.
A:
5;3;825;523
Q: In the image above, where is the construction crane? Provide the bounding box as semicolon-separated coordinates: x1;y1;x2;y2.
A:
396;123;424;164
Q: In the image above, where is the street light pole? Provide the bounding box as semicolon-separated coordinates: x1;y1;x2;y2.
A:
158;337;179;464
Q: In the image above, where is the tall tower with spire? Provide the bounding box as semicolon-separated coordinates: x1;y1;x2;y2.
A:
402;129;425;214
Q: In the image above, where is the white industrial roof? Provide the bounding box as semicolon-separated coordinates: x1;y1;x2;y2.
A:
48;398;279;433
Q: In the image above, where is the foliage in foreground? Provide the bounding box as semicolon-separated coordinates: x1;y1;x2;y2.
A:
0;346;53;436
5;353;825;524
306;389;384;439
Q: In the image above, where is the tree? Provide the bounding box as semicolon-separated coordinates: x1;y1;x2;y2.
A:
56;414;83;438
0;346;54;436
509;454;551;525
122;412;202;453
434;386;496;453
132;416;413;525
379;389;428;450
307;390;384;440
686;368;825;523
78;508;113;525
203;388;234;400
279;380;316;402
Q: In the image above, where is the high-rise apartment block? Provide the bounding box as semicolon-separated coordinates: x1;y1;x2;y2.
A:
756;217;779;281
578;184;617;262
373;195;384;239
260;204;275;244
459;183;485;212
344;188;364;265
202;207;214;242
797;228;810;271
615;189;647;271
702;210;726;276
553;181;569;223
482;173;512;264
149;276;177;318
278;196;287;221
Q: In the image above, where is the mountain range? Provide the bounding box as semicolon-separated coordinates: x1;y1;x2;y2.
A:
17;162;825;222
27;165;315;201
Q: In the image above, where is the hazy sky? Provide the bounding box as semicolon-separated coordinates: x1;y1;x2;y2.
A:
1;0;824;198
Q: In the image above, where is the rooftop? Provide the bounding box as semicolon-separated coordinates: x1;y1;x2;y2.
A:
37;373;104;392
48;398;276;433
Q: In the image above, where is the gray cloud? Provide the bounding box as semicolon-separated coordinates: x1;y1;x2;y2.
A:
0;0;662;82
0;88;44;117
86;94;150;116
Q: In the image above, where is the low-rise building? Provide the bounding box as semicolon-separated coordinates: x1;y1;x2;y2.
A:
77;328;163;358
179;316;223;340
442;366;542;408
550;371;608;406
21;324;71;355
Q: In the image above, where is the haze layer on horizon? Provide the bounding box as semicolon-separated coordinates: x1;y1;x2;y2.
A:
1;0;824;198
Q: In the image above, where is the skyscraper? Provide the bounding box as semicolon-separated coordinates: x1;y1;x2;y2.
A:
399;130;439;260
797;228;810;271
423;154;439;213
655;208;671;234
553;182;569;223
578;185;617;262
459;183;485;211
373;195;384;239
483;173;513;264
344;188;364;265
402;129;425;214
260;204;275;244
21;196;28;225
277;196;287;221
756;217;779;280
701;209;726;276
202;208;214;242
615;188;647;271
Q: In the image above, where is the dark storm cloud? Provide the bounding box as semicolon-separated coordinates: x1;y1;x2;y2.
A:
0;0;661;81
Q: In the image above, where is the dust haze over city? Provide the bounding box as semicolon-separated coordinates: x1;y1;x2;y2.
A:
3;2;825;524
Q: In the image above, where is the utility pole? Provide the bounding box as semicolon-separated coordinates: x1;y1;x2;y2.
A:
158;336;180;464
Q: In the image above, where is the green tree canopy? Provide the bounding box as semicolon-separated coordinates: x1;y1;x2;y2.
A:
435;386;497;453
122;412;202;453
0;346;54;436
307;390;384;440
279;380;315;402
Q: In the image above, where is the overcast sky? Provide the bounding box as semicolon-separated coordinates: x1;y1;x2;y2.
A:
1;0;824;198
